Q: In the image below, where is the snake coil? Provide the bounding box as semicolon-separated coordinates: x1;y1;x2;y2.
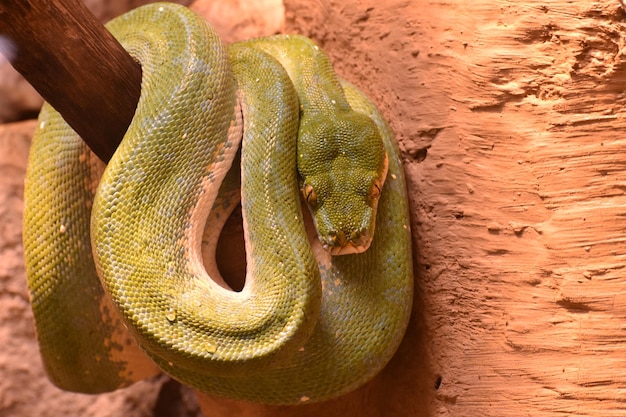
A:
23;3;413;405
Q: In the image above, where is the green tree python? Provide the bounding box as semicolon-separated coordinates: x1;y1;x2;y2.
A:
22;2;413;405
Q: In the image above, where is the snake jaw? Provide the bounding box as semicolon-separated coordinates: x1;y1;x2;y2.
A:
321;228;372;256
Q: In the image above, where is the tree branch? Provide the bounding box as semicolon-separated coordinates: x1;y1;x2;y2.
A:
0;0;141;162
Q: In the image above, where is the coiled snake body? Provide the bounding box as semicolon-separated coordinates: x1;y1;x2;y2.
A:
23;3;412;405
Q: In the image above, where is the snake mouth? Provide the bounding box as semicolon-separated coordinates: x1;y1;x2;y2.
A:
321;229;372;256
326;242;369;255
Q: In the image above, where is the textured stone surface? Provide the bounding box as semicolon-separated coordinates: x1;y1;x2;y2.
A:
6;0;626;416
0;62;42;123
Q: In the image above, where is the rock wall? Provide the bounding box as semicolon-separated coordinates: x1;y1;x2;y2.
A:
280;1;626;416
4;0;626;416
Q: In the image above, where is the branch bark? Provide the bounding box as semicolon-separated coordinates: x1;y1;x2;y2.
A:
0;0;141;162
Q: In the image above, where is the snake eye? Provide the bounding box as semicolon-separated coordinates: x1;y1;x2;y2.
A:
369;178;382;200
303;183;318;207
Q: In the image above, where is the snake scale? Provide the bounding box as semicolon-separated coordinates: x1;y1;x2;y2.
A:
23;3;412;405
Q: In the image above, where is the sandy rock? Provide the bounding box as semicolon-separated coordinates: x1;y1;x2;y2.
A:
0;62;43;124
7;0;626;416
191;0;284;43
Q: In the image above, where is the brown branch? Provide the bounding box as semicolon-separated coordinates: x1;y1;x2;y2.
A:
0;0;141;162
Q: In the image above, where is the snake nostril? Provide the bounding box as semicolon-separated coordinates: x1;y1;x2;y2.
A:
349;230;373;250
326;230;347;247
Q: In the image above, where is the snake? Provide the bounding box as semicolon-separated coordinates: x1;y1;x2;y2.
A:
22;2;412;405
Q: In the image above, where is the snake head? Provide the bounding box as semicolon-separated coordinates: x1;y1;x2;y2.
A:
298;111;388;256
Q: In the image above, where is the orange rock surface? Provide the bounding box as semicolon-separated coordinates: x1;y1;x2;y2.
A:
3;0;626;416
